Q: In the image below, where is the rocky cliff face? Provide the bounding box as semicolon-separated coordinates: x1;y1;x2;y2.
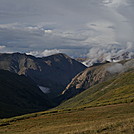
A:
0;53;86;97
62;59;134;99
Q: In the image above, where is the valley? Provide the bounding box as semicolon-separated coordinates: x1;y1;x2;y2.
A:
0;53;134;134
0;1;134;133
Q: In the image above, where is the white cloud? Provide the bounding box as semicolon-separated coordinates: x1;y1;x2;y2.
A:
0;45;6;50
0;23;19;29
0;0;133;57
85;21;117;46
27;49;61;57
107;59;134;74
103;0;128;8
44;30;53;33
41;49;61;57
107;63;124;73
83;43;134;66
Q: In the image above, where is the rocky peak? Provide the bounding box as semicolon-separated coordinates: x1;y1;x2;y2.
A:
0;52;86;98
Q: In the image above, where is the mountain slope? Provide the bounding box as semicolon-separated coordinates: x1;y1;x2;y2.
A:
0;70;53;119
0;53;86;97
62;59;134;100
57;68;134;109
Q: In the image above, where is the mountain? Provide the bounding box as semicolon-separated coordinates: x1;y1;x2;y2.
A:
0;62;133;133
110;51;134;62
0;70;53;119
83;51;134;67
0;53;86;98
62;59;134;100
57;63;134;109
75;57;87;63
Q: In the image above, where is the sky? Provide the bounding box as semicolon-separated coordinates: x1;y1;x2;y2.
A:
0;0;134;57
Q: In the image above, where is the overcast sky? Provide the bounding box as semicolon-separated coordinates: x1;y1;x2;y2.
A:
0;0;134;57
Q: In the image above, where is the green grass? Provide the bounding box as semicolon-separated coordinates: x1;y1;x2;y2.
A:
57;69;134;109
0;103;134;134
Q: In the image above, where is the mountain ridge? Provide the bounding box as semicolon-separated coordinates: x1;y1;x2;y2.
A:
0;52;86;98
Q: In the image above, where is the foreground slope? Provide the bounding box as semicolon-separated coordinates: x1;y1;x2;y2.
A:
0;70;53;118
0;53;86;97
0;103;134;134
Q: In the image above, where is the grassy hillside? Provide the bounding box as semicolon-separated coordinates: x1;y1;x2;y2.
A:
57;69;134;109
0;70;53;119
62;59;134;100
0;103;134;134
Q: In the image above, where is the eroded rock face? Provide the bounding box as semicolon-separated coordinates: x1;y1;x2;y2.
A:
62;59;134;100
0;53;86;97
62;63;111;99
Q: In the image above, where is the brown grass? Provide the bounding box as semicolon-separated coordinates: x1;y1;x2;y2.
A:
0;103;134;134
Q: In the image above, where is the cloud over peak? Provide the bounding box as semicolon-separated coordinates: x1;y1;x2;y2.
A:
27;49;61;57
0;0;133;57
102;0;128;8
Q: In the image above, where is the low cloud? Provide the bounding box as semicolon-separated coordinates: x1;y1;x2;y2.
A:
0;45;6;50
102;0;128;8
41;49;61;56
27;49;62;57
107;59;134;74
83;43;134;66
107;63;124;73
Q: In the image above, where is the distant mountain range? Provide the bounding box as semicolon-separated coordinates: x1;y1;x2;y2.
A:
0;52;134;119
0;53;86;98
82;51;134;67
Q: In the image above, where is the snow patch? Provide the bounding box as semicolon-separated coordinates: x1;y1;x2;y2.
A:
39;86;50;94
